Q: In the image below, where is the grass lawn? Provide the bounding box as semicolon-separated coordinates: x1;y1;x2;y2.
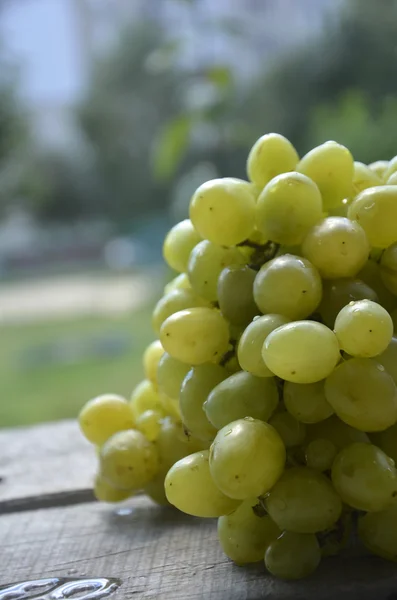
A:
0;306;155;428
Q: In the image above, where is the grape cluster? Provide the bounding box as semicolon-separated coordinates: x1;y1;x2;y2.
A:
78;134;397;580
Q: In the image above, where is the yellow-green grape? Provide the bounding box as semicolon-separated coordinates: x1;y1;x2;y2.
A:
163;219;201;273
319;277;379;328
264;531;321;580
332;443;397;512
217;265;258;325
305;438;337;472
358;501;397;561
268;411;306;448
391;308;397;333
165;450;240;517
262;321;340;384
253;255;322;320
369;160;389;180
265;467;342;533
324;358;397;431
224;353;241;374
143;340;164;384
352;161;382;194
204;371;278;430
160;307;229;365
164;273;191;295
348;186;397;248
255;172;323;245
387;171;397;185
93;474;135;503
179;363;228;441
161;394;181;420
189;178;256;246
359;258;396;312
318;510;353;558
152;288;209;334
237;314;291;377
301;217;369;279
157;352;191;400
380;242;397;295
384;155;397;181
246;133;299;189
306;415;370;451
284;380;334;424
135;409;162;442
334;299;393;358
297;140;354;209
187;240;245;302
209;417;286;499
79;394;135;446
371;423;397;464
100;429;159;490
218;499;281;564
144;473;170;506
129;379;165;420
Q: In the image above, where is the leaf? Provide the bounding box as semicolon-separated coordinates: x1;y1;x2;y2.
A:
205;66;233;89
152;116;191;181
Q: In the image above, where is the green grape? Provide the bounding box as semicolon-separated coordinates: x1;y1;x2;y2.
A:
359;259;396;313
305;415;370;451
143;340;164;384
179;363;228;441
264;531;321;580
301;217;369;279
332;443;397;512
253;255;322;320
152;288;209;334
237;314;291;377
359;501;397;561
164;273;191;295
284;380;333;424
384;155;397;181
334;299;393;358
353;161;382;194
265;467;342;533
371;423;397;464
305;438;337;472
204;371;278;430
297;140;354;209
93;474;135;503
269;411;306;448
157;352;191;400
369;160;389;180
130;379;165;420
100;429;159;490
262;321;340;384
160;307;229;365
246;133;299;189
163;219;201;273
380;242;397;295
79;394;135;446
156;417;208;470
319;277;379;328
324;358;397;431
187;240;245;302
135;409;162;442
165;450;240;517
218;499;281;564
224;353;241;374
217;265;258;325
189;178;256;246
348;186;397;248
144;473;170;506
255;172;323;245
387;171;397;185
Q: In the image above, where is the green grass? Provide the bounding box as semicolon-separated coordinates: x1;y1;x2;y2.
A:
0;306;155;428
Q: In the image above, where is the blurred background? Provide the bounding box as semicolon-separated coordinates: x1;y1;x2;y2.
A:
1;0;396;428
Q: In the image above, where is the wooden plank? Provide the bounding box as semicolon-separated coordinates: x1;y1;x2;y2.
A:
1;497;397;600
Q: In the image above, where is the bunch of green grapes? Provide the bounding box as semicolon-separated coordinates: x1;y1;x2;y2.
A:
78;133;397;581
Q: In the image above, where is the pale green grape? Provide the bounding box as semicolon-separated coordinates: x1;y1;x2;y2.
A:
297;140;354;209
93;474;135;503
305;415;370;451
217;265;258;325
380;242;397;295
359;259;396;313
284;380;333;424
165;450;240;517
319;277;379;328
79;394;135;446
348;186;397;248
130;380;165;420
265;467;342;533
371;422;397;465
100;429;159;490
264;531;321;580
157;352;191;400
359;501;397;561
160;307;229;365
218;499;281;564
188;240;245;302
318;510;353;558
305;438;337;472
353;161;382;194
152;288;209;334
155;416;208;473
253;255;322;320
237;314;291;377
163;219;201;273
269;411;306;448
143;340;164;384
246;133;299;188
209;418;286;499
387;171;397;185
189;178;256;246
369;160;389;180
204;371;278;430
135;409;162;442
332;443;397;512
301;217;369;279
255;172;323;245
384;155;397;181
324;358;397;431
262;321;340;384
164;273;191;295
179;363;228;441
334;299;393;357
144;474;170;506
